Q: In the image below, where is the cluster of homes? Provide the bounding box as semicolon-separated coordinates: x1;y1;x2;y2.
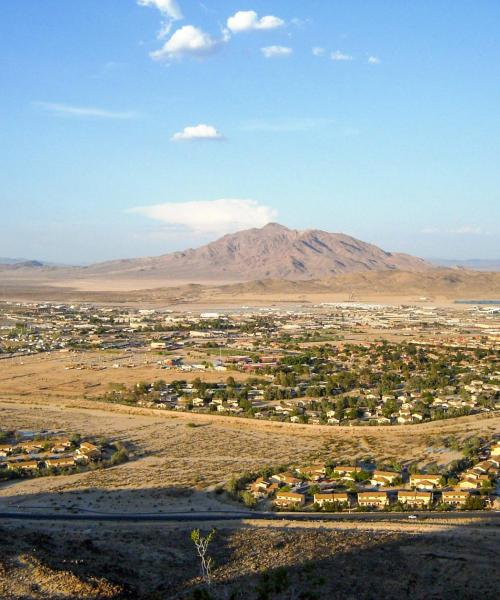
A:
247;442;500;511
0;434;101;475
132;359;500;428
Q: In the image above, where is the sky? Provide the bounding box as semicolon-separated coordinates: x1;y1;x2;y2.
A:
1;0;499;264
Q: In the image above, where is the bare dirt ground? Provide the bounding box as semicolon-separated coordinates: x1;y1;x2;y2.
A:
3;267;499;306
0;350;250;402
0;517;498;599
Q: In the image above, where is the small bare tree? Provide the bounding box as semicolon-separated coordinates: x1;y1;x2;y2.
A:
190;528;216;585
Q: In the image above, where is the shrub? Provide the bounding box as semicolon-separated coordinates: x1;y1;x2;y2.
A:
239;491;257;508
110;446;129;465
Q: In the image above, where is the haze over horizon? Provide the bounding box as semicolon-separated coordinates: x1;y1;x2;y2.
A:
1;1;499;263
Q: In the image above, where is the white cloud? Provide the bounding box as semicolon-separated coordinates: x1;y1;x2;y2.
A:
150;25;223;60
138;0;183;37
331;50;353;61
312;46;325;57
227;10;284;33
34;102;138;119
129;199;278;235
137;0;182;19
171;124;224;141
261;45;293;58
368;55;381;64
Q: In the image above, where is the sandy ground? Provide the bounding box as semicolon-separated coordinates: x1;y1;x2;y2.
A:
0;350;249;400
2;269;492;307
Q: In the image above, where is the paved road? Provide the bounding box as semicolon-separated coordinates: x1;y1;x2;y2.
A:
1;509;498;523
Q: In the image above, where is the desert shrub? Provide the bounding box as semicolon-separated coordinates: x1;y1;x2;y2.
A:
239;490;257;508
110;443;129;465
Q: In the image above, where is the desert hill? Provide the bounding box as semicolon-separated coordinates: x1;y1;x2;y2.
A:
0;260;45;270
80;223;431;282
2;224;499;304
1;268;499;305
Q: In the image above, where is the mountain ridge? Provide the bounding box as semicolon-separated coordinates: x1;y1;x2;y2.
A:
80;222;431;281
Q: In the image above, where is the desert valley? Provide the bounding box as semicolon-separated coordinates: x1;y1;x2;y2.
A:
1;224;499;599
2;2;500;598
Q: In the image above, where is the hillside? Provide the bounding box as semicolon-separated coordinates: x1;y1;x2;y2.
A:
81;223;431;282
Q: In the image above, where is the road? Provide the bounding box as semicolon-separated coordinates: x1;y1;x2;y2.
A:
1;509;498;523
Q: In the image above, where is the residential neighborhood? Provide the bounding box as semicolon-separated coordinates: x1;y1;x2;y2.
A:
0;429;128;479
239;440;500;513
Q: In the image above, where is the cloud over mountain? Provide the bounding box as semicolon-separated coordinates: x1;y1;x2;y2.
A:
129;199;278;235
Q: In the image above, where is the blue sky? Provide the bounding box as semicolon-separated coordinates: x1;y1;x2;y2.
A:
1;0;499;264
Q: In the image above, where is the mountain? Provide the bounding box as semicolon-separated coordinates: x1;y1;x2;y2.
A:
0;257;32;265
430;258;500;272
0;259;45;269
84;223;431;282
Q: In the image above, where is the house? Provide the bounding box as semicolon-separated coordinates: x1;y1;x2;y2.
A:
8;459;39;472
51;439;72;453
250;481;279;498
490;444;500;458
250;477;279;498
370;470;399;486
297;464;326;479
475;460;499;475
409;474;441;490
271;472;301;486
76;442;101;461
398;491;432;507
274;491;305;508
333;466;358;480
357;491;389;509
22;443;44;455
441;490;469;506
0;444;15;457
458;478;481;490
314;492;349;508
45;456;76;469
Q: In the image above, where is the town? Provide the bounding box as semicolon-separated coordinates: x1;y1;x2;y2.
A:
1;301;499;428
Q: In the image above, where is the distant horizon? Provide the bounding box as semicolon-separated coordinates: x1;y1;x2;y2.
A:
1;218;499;268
